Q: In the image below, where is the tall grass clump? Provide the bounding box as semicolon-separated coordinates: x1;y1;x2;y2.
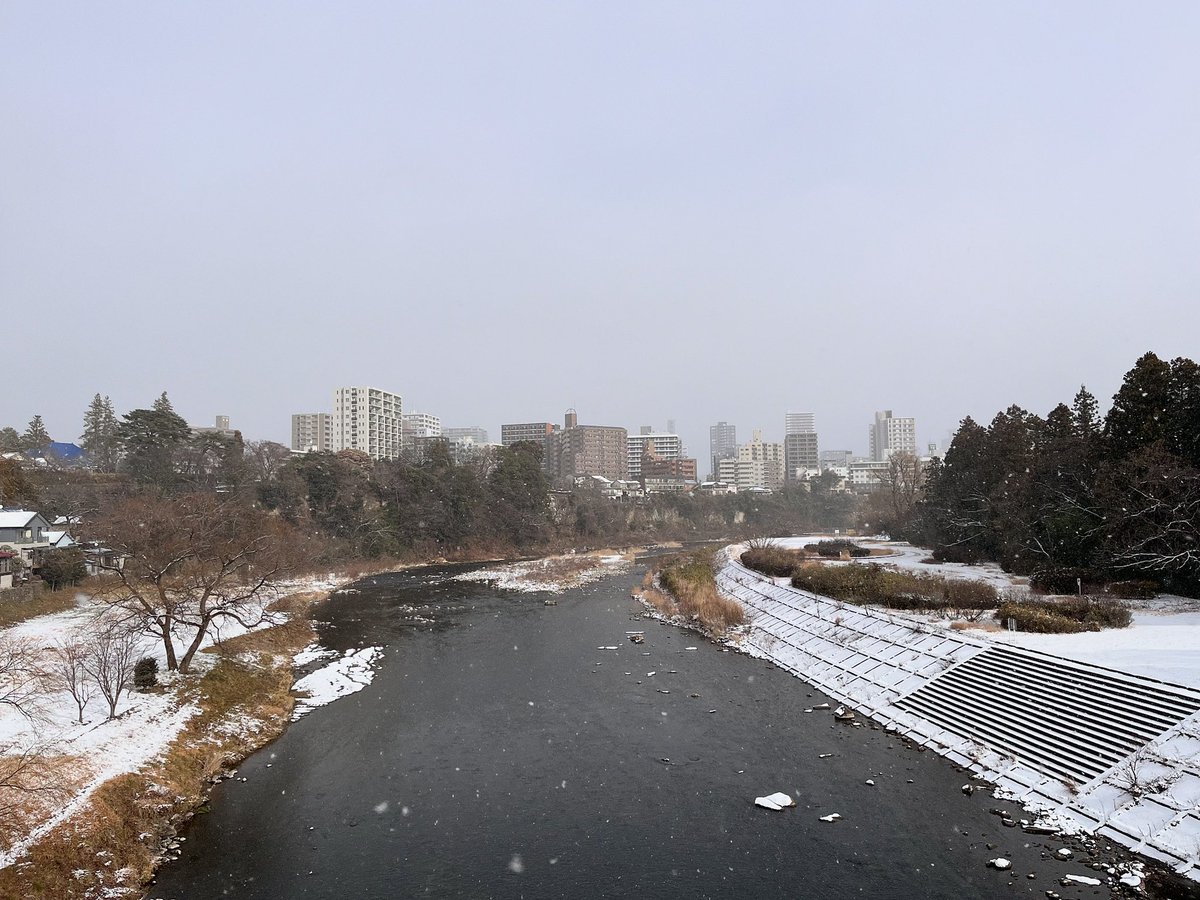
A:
658;551;745;632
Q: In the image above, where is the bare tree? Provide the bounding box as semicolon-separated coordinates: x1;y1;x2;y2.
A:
52;635;95;725
88;493;304;673
869;451;924;533
0;636;47;724
84;621;139;720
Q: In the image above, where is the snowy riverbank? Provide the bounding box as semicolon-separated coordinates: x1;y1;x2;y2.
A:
719;538;1200;884
0;570;355;884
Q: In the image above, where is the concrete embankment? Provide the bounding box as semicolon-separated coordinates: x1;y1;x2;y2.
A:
717;547;1200;883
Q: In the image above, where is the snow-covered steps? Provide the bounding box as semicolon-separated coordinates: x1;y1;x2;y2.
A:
715;547;1200;881
717;561;988;712
897;645;1200;784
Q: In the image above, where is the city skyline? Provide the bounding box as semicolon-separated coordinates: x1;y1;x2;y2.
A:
4;4;1198;478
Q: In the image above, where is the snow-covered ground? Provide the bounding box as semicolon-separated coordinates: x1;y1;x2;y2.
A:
0;571;353;868
453;551;632;593
771;535;1200;690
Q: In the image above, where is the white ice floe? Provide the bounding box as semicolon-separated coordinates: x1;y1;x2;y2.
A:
819;813;842;822
1062;874;1101;886
754;792;795;810
291;646;383;720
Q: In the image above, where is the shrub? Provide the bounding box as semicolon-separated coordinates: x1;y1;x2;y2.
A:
810;539;871;558
740;546;803;578
1105;580;1158;600
995;596;1132;633
789;563;998;613
1029;567;1090;595
133;657;159;692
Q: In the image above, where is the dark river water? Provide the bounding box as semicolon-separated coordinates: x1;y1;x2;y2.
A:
149;563;1132;899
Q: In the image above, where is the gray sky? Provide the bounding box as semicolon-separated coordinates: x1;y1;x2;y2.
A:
4;2;1198;465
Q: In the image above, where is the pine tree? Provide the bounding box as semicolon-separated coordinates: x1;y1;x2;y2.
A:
81;394;120;471
1071;386;1101;438
22;415;51;452
1104;352;1172;459
152;391;174;415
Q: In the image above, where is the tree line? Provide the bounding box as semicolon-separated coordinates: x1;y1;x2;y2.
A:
909;352;1200;595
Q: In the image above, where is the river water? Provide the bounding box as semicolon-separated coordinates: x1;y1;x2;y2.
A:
150;563;1133;899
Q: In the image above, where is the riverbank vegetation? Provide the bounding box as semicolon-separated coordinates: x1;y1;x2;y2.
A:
907;351;1200;598
642;551;745;634
737;551;1133;633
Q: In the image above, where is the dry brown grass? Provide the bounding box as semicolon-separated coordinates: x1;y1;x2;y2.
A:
0;584;88;629
0;589;322;899
656;551;745;634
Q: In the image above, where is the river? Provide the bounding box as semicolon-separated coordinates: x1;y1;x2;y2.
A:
149;561;1135;899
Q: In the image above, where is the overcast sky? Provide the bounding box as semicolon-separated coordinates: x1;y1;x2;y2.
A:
3;2;1198;465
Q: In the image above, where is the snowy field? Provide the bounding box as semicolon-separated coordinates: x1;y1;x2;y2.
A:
0;572;351;869
772;535;1200;690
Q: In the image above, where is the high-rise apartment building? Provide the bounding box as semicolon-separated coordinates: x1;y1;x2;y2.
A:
291;413;332;452
627;432;683;480
333;386;403;460
784;411;819;482
785;412;815;435
544;411;627;482
784;432;819;479
709;421;737;479
869;410;917;462
737;430;785;491
501;422;557;447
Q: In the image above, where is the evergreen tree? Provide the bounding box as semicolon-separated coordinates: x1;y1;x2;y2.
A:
1104;351;1173;459
80;394;120;471
152;391;174;415
22;415;51;452
1166;356;1200;468
1071;386;1101;438
0;427;20;452
116;406;191;489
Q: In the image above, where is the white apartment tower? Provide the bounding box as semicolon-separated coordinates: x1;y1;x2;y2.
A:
333;386;403;460
869;410;917;461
